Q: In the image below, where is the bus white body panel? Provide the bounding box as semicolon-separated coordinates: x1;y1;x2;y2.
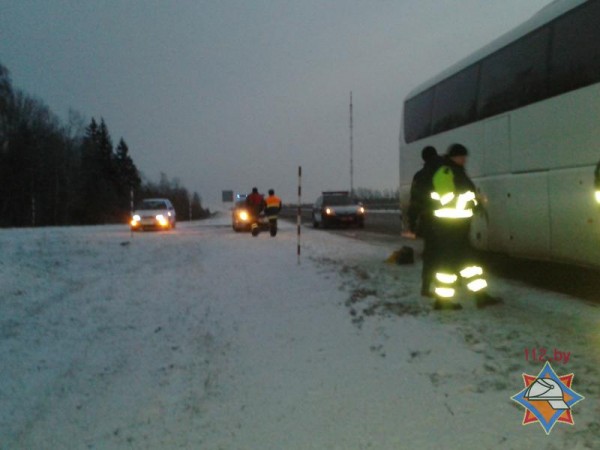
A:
400;0;600;269
401;83;600;267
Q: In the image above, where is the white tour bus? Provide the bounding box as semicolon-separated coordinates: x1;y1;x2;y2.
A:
400;0;600;269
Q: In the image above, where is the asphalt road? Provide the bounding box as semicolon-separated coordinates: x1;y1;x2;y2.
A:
280;206;403;235
281;207;600;304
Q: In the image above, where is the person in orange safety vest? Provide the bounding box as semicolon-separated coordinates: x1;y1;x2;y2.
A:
264;189;282;237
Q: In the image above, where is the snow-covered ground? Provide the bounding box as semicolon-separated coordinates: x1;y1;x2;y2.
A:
1;214;599;449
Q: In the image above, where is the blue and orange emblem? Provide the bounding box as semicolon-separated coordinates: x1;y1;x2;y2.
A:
511;361;584;434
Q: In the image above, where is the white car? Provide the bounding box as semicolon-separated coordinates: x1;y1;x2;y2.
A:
130;198;176;231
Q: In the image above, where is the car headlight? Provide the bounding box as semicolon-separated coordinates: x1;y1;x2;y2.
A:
325;207;334;215
358;206;365;214
596;190;600;204
156;214;169;226
132;214;141;221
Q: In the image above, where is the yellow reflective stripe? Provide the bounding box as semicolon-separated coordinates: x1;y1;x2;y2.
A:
434;209;473;219
467;279;487;292
431;190;476;219
460;191;476;201
430;192;456;206
456;191;475;210
435;287;455;298
460;266;483;279
440;193;455;206
436;272;458;284
595;191;600;203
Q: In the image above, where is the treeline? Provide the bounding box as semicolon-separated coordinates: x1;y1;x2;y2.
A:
139;173;207;223
0;63;208;227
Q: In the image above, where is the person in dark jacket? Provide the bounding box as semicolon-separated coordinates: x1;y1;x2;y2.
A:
408;146;444;297
246;187;265;236
428;144;501;310
264;189;282;237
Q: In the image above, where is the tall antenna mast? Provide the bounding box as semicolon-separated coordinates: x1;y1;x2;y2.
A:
350;91;354;196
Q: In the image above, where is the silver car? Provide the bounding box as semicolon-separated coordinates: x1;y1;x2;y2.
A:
130;198;176;231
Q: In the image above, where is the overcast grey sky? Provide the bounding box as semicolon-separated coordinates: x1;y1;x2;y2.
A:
0;0;553;207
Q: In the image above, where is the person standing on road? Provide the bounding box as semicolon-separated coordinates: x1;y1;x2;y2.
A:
246;187;265;236
407;146;444;297
264;189;282;237
428;143;502;310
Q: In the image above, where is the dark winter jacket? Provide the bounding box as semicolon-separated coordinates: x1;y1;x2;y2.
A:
408;155;443;235
246;192;265;217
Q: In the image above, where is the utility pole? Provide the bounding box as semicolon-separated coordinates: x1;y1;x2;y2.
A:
349;91;354;196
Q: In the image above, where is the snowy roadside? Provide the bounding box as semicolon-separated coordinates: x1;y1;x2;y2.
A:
1;214;598;449
305;228;600;448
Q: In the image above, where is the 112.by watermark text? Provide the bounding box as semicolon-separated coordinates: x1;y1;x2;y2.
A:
524;347;571;364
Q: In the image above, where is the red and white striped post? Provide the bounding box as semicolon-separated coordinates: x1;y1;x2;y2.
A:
297;166;302;265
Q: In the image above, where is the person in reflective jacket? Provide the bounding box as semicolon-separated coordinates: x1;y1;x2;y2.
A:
264;189;282;237
429;143;502;310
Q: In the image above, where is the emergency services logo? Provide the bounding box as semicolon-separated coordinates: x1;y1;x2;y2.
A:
511;361;584;434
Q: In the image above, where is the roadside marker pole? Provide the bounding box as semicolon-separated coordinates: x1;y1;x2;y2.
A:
297;166;302;265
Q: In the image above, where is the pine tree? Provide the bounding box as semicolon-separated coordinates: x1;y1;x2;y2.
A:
78;117;120;223
0;64;13;224
115;138;141;214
